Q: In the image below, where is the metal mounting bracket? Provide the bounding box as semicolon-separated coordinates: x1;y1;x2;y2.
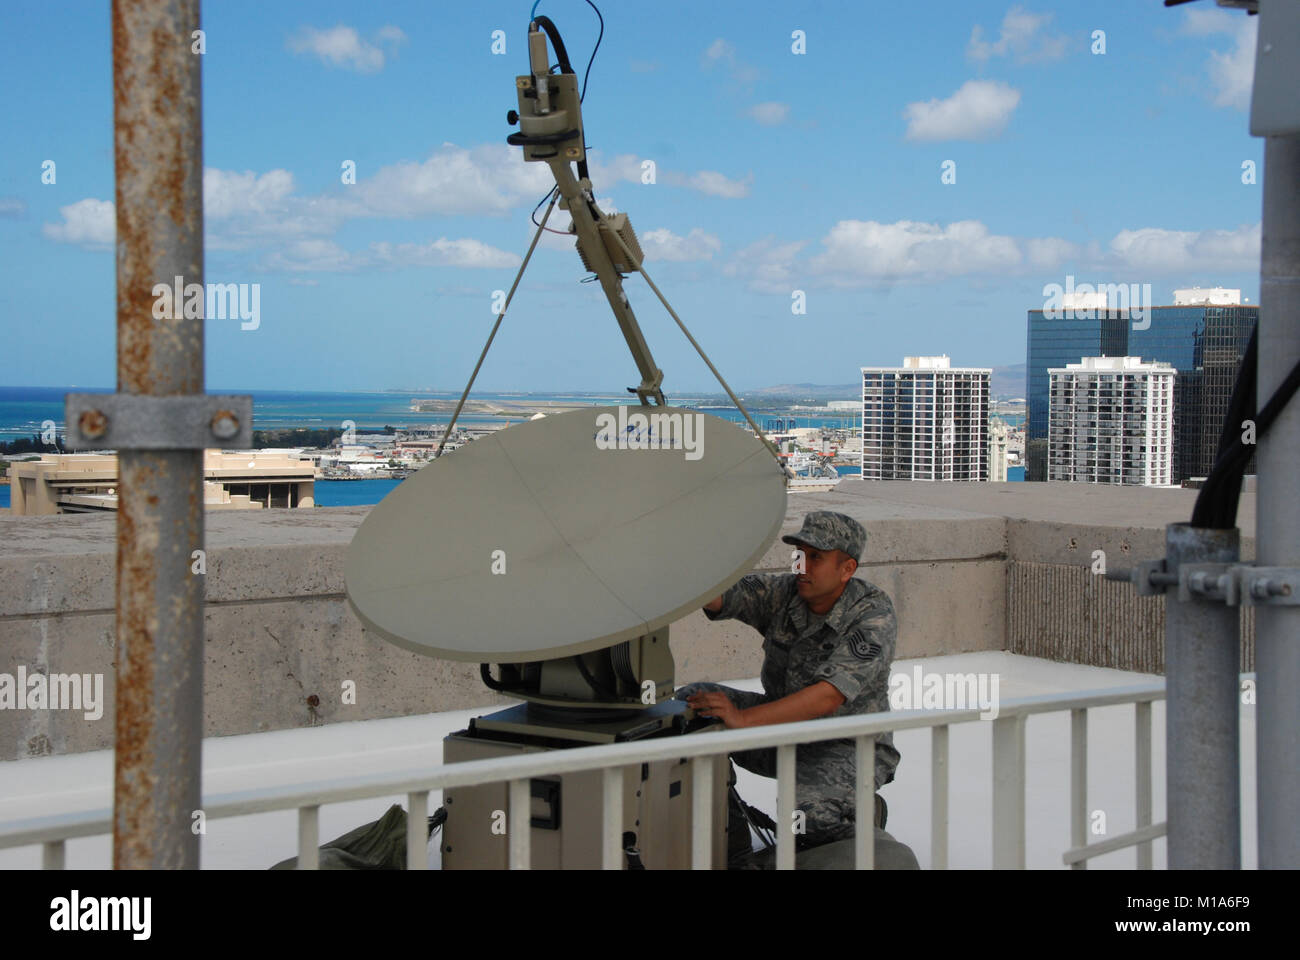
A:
64;393;254;451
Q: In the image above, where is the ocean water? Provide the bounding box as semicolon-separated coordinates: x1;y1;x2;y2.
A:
0;385;861;444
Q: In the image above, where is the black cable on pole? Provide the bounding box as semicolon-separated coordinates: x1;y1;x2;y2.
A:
1192;329;1257;528
1192;328;1300;529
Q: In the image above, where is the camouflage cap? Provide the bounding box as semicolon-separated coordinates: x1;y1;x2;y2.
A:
781;510;867;563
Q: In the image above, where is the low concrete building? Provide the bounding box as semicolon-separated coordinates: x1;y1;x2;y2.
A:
6;450;315;516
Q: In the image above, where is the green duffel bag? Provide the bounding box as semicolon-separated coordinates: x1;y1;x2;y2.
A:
270;804;446;870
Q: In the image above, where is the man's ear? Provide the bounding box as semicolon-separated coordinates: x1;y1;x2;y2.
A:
840;552;857;582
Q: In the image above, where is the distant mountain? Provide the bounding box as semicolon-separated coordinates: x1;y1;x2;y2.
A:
990;363;1026;400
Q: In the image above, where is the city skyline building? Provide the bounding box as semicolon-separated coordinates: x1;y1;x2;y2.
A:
1047;356;1176;486
861;356;990;481
1025;290;1256;482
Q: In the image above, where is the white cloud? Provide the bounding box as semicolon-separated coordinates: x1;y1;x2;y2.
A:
748;102;790;126
808;219;1025;283
370;238;520;269
703;38;735;65
1025;236;1081;269
903;80;1021;141
722;237;807;294
0;196;26;218
204;168;297;219
287;24;406;74
264;236;519;273
587;152;750;198
203;169;341;248
968;6;1069;64
1108;223;1260;273
585;153;648;185
665;169;752;199
42;198;115;247
719;216;1259;293
346;143;553;218
1182;8;1256;111
263;239;354;273
700;37;759;87
639;227;722;262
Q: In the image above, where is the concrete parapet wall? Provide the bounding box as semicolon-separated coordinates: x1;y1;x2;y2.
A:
1007;561;1256;675
0;481;1256;761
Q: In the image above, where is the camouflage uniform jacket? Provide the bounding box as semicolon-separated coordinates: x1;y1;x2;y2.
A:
704;572;901;836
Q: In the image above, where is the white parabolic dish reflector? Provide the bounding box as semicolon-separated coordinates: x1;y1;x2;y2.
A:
345;406;788;663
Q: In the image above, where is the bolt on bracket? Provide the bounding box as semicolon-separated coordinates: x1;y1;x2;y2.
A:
64;393;254;451
1112;558;1300;607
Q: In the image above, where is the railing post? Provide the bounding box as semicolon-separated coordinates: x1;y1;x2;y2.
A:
776;744;796;870
43;840;65;870
508;778;529;870
931;724;948;870
691;756;713;869
297;805;319;870
602;766;623;870
1135;702;1152;869
1070;708;1087;870
992;714;1026;869
406;790;428;870
855;735;875;870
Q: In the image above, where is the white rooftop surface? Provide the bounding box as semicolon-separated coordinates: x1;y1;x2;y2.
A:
0;651;1258;870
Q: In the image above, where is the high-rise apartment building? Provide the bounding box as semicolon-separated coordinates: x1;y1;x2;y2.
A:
862;356;990;481
1025;288;1256;481
1047;356;1175;485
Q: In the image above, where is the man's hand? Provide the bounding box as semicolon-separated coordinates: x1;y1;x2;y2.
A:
687;681;845;729
738;681;845;728
686;690;746;728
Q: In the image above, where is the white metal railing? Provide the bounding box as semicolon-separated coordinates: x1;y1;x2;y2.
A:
0;675;1215;870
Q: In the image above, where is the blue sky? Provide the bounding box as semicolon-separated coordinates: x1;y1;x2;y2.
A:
0;0;1266;393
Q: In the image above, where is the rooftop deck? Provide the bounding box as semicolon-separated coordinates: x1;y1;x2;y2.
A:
3;651;1254;870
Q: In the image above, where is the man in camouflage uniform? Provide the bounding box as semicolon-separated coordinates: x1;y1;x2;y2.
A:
676;510;904;862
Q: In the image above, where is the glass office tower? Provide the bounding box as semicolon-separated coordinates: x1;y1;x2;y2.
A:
1128;305;1257;480
1024;310;1127;481
1025;304;1257;482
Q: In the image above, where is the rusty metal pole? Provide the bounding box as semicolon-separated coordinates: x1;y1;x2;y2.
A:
111;0;205;869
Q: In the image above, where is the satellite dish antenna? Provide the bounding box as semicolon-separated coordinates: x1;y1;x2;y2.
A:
346;406;786;707
345;10;789;716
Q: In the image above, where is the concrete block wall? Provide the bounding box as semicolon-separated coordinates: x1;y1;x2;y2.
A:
0;481;1256;761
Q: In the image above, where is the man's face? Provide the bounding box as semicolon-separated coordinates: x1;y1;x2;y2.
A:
794;543;855;608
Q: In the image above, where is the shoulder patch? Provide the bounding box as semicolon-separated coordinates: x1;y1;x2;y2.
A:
846;629;881;662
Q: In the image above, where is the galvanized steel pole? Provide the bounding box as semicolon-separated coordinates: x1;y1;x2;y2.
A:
1164;524;1240;869
1255;133;1300;870
111;0;205;869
